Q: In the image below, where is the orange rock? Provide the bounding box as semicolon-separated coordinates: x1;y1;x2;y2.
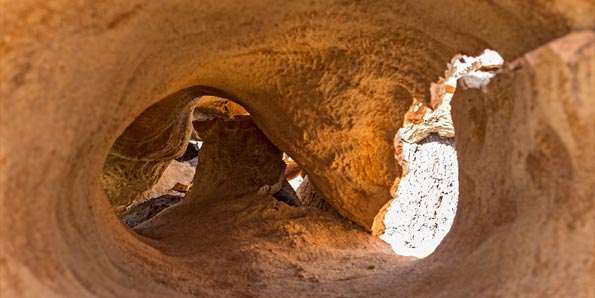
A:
171;182;191;193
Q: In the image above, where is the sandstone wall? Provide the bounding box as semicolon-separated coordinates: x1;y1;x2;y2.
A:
1;1;593;297
436;31;594;297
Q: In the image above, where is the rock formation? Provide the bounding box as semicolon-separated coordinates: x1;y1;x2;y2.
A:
283;154;303;181
130;159;195;209
101;90;200;215
123;194;183;228
190;115;285;201
1;1;593;297
296;176;333;211
175;143;199;163
272;179;303;208
379;50;504;257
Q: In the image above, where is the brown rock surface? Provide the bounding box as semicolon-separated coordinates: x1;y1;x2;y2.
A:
296;175;333;211
123;194;183;228
0;1;594;297
190;115;285;201
284;155;303;180
272;179;303;208
445;31;594;297
129;159;195;210
193;95;249;120
101;91;200;215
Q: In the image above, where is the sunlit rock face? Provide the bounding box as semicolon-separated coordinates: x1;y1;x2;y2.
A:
190;115;286;201
101;91;200;216
381;134;458;258
398;49;505;145
380;50;504;258
130;160;194;209
1;0;593;296
444;31;594;297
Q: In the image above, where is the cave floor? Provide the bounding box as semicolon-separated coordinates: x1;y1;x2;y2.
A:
131;192;417;297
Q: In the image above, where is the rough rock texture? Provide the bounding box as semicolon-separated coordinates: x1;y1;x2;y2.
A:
133;192;402;298
444;31;595;297
1;0;594;296
175;143;199;162
8;0;585;229
193;96;250;121
399;50;504;144
101;91;200;215
379;50;503;257
123;194;183;228
190;115;286;201
123;160;195;212
284;155;303;180
296;176;333;211
380;134;458;258
272;179;303;208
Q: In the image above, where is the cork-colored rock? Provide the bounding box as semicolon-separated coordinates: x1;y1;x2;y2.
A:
189;115;285;201
296;176;333;211
0;1;593;297
123;194;183;228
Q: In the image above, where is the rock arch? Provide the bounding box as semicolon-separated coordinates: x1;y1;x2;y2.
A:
1;1;593;297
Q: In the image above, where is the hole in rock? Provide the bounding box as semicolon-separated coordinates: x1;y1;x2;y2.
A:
283;153;305;190
101;95;334;229
377;49;504;258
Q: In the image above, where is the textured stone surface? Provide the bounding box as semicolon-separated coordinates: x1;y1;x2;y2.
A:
443;31;594;297
272;179;303;207
380;134;458;258
296;175;333;211
190;115;285;201
379;50;503;257
0;1;594;296
399;49;504;144
193;96;250;121
101;91;200;215
128;160;195;212
123;194;183;228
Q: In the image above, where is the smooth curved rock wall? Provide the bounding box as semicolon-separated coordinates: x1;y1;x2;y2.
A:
102;90;200;215
440;31;594;297
1;1;593;297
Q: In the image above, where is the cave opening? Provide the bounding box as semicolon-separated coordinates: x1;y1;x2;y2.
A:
101;94;336;229
4;1;593;295
100;49;505;257
377;49;504;258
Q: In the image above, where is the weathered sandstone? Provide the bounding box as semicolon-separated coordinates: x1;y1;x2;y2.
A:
0;1;593;297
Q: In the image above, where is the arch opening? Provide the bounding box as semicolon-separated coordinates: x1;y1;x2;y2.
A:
376;49;504;258
101;94;336;229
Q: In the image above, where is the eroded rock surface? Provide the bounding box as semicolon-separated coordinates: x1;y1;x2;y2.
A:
272;179;303;207
190;115;285;201
101;91;200;215
123;194;183;228
128;160;195;210
381;134;458;257
1;1;593;296
296;176;333;211
443;31;594;297
379;50;504;257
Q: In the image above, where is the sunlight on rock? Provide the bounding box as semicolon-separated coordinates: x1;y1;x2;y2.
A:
380;49;504;258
